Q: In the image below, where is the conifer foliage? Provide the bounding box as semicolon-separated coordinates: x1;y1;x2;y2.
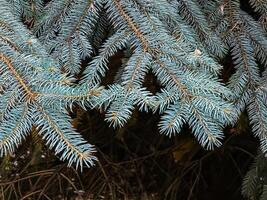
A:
0;0;266;178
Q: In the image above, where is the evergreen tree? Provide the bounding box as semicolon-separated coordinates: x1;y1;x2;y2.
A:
0;1;266;197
